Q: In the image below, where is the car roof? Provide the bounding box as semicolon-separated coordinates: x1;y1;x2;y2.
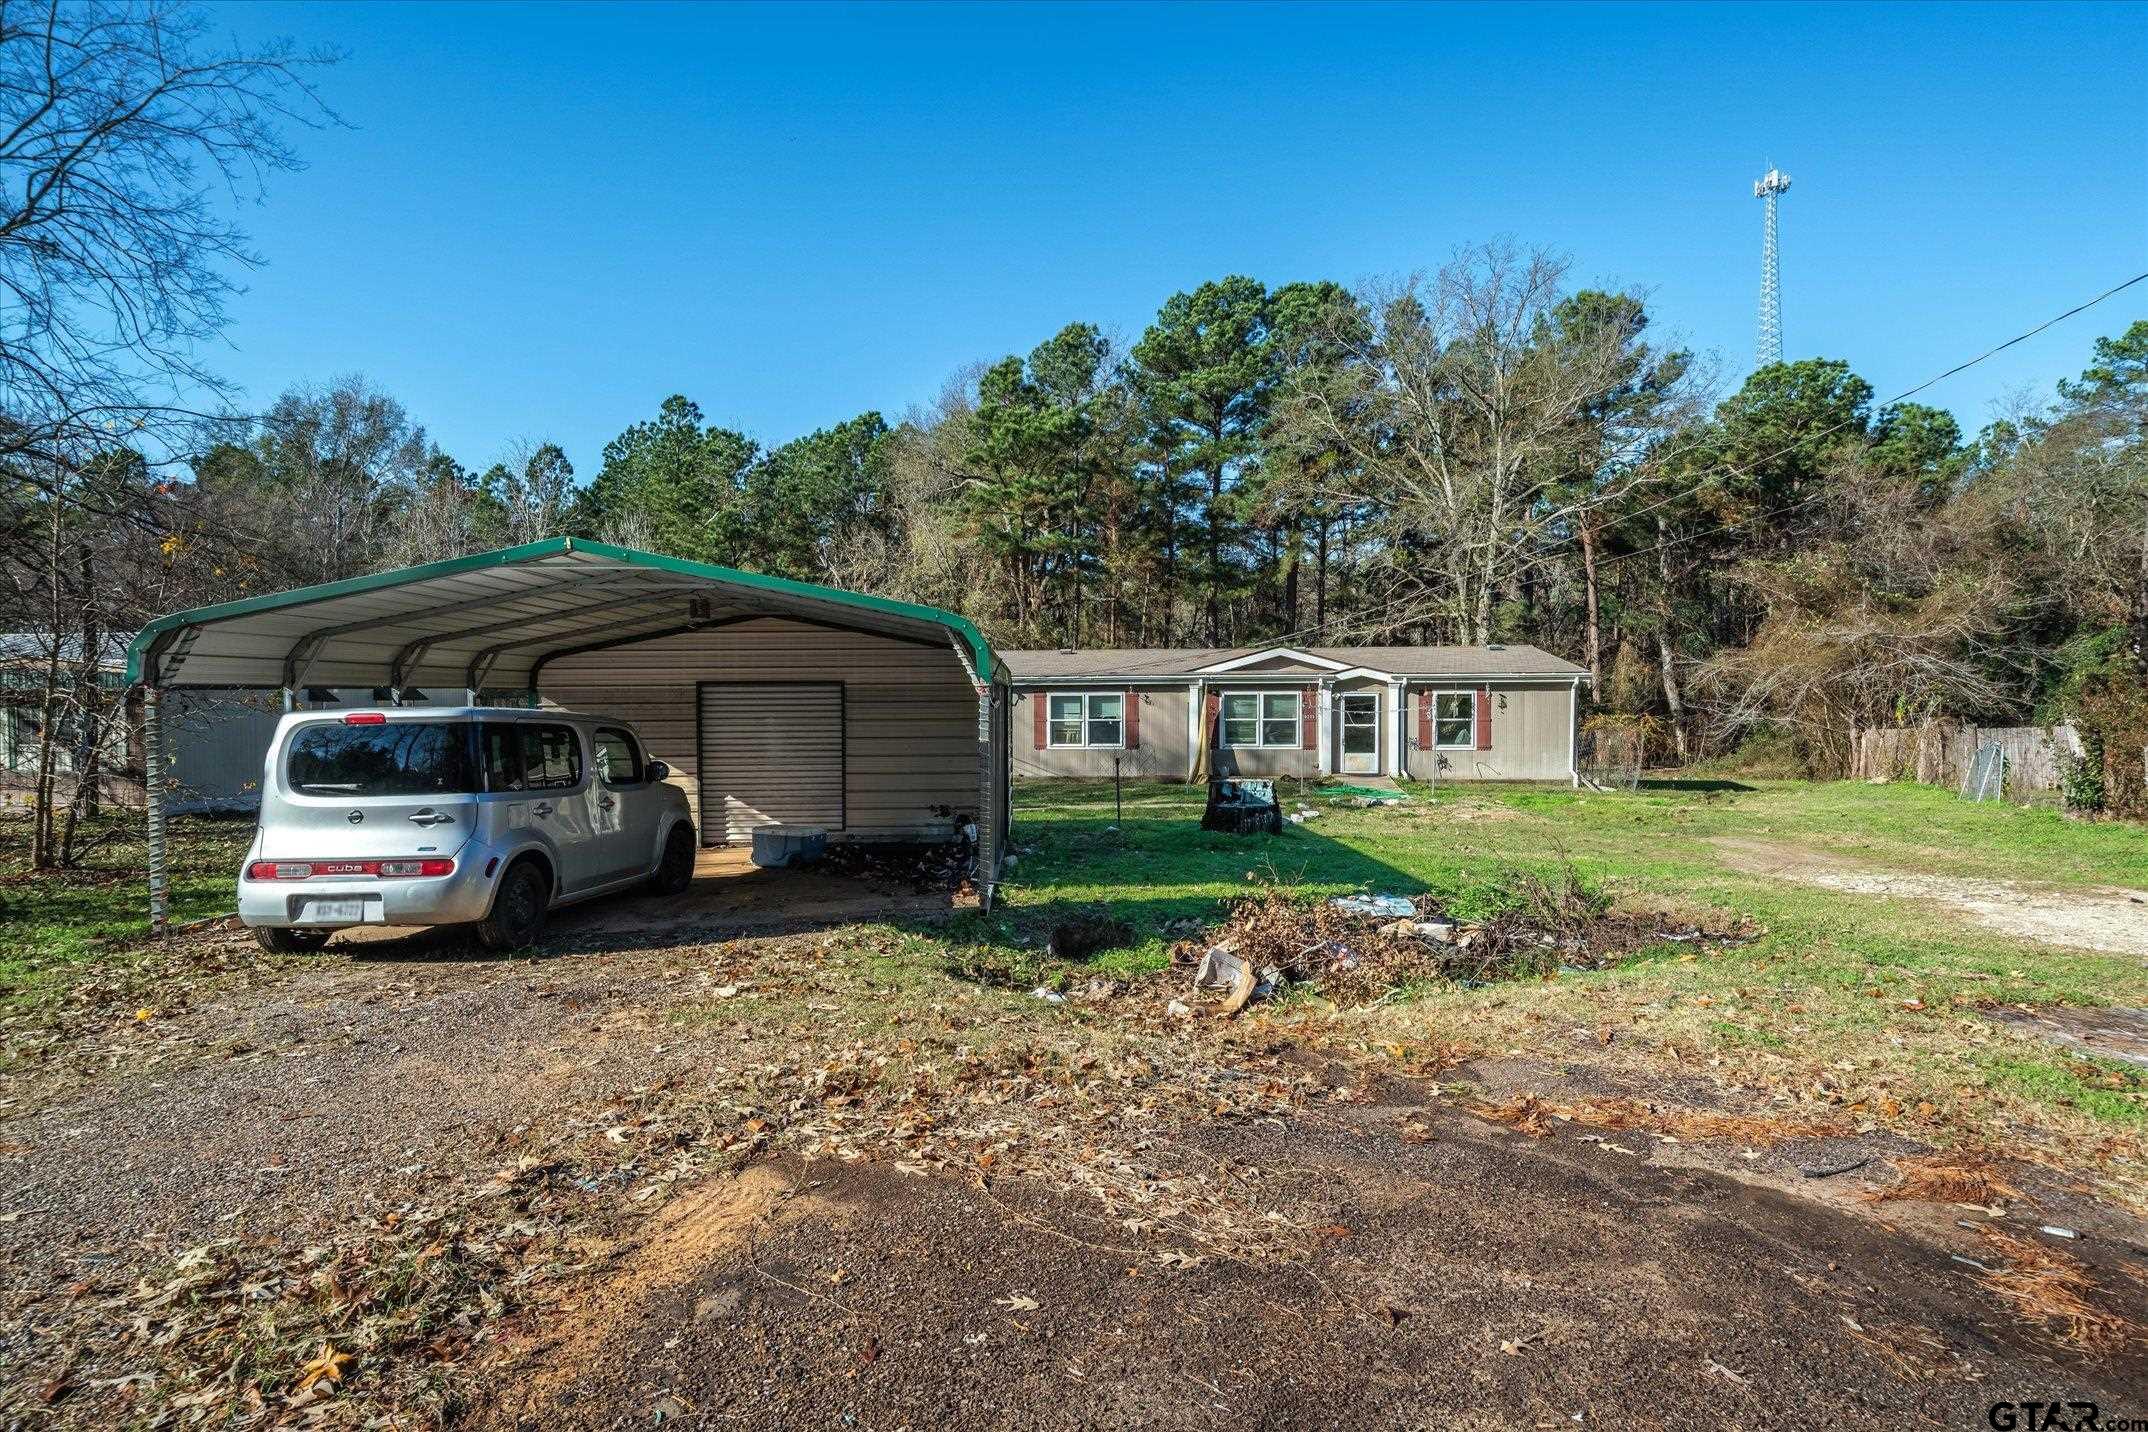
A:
276;707;632;726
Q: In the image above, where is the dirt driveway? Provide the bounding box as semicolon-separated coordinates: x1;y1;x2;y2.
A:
1713;836;2148;957
4;918;2144;1429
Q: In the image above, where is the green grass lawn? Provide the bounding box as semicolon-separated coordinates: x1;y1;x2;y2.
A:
996;776;2148;1184
7;780;2145;1188
0;812;251;1003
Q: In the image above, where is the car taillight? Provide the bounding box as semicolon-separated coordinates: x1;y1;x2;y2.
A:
343;712;387;725
246;859;452;879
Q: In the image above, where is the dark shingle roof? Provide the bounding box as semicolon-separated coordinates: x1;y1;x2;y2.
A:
998;644;1586;680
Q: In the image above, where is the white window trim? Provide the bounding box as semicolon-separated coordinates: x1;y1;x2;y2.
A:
1429;688;1479;750
1218;688;1304;749
1196;647;1351;675
1044;690;1127;749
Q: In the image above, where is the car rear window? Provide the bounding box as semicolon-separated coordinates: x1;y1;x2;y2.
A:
286;721;477;796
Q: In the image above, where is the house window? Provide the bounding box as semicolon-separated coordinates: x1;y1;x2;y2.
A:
1047;692;1123;748
1221;690;1300;748
1433;691;1476;748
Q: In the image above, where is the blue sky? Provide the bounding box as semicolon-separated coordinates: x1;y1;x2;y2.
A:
200;0;2146;477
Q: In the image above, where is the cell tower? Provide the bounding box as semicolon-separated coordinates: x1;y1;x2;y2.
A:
1753;167;1792;368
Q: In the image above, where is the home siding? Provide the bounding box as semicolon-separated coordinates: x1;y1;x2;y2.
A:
1013;686;1190;780
540;618;979;843
1404;681;1574;782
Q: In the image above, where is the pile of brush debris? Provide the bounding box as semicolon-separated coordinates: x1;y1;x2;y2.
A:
1173;886;1758;1012
819;830;979;895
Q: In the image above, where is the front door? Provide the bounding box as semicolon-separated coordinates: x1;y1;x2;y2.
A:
1339;693;1379;775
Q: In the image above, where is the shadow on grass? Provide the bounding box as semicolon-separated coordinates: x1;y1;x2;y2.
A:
1636;778;1756;793
920;803;1439;974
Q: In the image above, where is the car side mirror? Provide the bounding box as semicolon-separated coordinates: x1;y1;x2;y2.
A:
644;760;670;782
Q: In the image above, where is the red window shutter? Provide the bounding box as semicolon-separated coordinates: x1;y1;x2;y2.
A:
1033;693;1047;749
1301;686;1317;749
1476;686;1493;751
1124;689;1139;749
1417;691;1432;750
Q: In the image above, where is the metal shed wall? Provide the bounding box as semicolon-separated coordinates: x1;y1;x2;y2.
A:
539;618;982;844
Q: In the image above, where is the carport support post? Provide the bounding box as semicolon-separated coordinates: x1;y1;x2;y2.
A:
145;684;168;939
946;634;998;910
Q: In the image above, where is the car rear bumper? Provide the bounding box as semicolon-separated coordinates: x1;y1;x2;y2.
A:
237;845;504;929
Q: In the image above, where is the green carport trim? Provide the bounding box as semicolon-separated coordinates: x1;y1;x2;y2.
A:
125;536;997;685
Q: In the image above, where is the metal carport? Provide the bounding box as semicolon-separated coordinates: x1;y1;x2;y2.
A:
125;538;1010;931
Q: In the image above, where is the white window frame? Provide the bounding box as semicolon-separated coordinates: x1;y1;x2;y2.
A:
1045;690;1125;749
1219;688;1303;749
1431;688;1477;750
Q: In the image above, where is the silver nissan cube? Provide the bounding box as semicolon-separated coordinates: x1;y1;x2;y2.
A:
238;707;696;953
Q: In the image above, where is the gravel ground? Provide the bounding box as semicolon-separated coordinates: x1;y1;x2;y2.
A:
5;911;2147;1429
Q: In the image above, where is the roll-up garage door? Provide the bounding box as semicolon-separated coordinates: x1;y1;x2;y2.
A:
697;683;844;845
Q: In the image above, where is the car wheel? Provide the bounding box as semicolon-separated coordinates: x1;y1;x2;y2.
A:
652;824;696;895
477;860;550;951
255;926;332;954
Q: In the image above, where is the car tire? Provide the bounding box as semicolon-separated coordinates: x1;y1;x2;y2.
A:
652;824;696;895
255;926;331;954
477;860;550;952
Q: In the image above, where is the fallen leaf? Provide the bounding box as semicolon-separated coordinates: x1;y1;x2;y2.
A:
295;1343;353;1392
995;1293;1039;1312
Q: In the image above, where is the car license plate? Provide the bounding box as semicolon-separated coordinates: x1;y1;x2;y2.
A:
299;898;371;924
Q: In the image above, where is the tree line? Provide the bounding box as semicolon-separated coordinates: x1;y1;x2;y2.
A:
3;3;2145;870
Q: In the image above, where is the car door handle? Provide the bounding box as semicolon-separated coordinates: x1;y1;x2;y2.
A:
533;802;553;818
597;796;616;811
407;809;455;826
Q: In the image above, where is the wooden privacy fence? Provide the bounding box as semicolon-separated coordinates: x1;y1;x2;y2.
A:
1848;720;2081;800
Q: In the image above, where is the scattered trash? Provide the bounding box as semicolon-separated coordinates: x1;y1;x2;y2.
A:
1315;783;1405;803
1029;987;1067;1005
1950;1254;1996;1273
1193;944;1249;992
1331;894;1416;919
1165;998;1192;1019
1201;777;1282;835
2039;1225;2081;1241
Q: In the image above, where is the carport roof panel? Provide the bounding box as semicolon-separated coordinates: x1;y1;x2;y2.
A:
126;538;997;688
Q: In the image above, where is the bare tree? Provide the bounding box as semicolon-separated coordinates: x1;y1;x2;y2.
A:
254;377;428;580
0;1;338;498
1274;243;1703;643
1696;466;2030;774
500;440;575;545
